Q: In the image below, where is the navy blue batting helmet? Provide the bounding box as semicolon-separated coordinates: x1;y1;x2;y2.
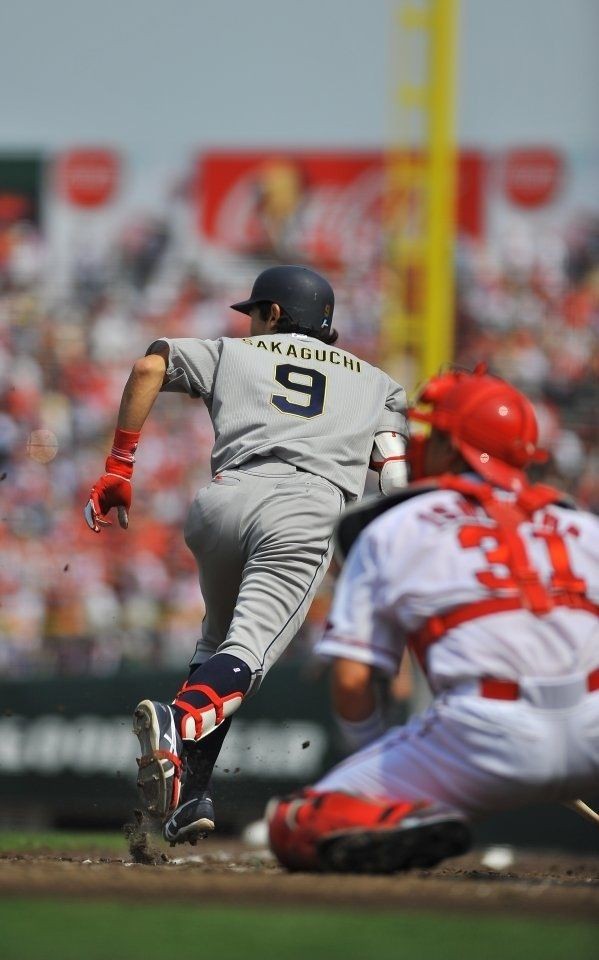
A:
231;265;335;337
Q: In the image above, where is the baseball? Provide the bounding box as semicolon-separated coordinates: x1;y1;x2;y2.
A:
480;845;515;871
241;818;270;849
26;429;59;464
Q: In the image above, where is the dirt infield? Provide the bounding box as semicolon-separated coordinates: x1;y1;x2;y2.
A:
1;830;598;921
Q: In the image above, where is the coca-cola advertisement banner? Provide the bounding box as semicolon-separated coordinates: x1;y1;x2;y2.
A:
195;150;485;265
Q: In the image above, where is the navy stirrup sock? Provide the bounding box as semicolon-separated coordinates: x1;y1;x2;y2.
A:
181;717;233;801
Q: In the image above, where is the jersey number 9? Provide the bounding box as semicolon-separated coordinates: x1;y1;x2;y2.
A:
271;364;327;419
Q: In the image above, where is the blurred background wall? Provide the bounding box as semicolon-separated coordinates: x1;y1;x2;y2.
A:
0;1;597;838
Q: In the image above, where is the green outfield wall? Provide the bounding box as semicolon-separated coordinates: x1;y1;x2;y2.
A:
0;663;597;852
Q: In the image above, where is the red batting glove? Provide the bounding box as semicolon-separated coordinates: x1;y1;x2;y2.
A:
84;428;140;533
85;472;132;532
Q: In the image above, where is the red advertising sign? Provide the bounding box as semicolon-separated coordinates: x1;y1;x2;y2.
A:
195;150;485;264
57;148;120;208
503;148;563;209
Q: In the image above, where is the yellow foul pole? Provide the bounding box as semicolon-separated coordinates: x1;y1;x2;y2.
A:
425;0;458;376
383;0;459;388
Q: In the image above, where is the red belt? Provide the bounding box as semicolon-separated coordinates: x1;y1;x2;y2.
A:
480;668;599;701
410;592;599;668
480;677;520;700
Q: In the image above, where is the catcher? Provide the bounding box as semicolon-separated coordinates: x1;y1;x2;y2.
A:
84;265;409;844
267;365;599;873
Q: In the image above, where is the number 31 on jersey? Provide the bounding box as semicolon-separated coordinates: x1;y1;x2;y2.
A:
271;364;327;419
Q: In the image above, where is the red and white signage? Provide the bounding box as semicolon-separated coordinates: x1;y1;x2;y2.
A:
503;148;564;209
56;148;121;208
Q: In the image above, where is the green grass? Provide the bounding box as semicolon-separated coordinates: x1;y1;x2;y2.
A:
0;830;126;854
1;834;596;960
1;900;596;960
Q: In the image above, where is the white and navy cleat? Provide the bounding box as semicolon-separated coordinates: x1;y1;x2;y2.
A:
133;700;183;819
162;793;215;846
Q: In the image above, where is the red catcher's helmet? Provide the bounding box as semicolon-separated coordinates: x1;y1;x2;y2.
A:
409;365;548;490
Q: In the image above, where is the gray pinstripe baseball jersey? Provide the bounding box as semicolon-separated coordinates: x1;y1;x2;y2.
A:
151;333;408;501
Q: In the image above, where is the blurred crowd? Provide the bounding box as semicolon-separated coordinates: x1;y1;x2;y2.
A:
0;206;598;677
455;215;599;509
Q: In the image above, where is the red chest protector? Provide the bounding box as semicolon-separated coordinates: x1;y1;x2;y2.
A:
408;474;598;669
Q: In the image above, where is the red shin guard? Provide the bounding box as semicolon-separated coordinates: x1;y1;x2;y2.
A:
267;790;424;871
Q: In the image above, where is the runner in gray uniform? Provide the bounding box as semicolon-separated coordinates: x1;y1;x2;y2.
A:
84;265;409;845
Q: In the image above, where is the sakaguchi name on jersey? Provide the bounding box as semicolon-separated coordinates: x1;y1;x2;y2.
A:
242;337;362;373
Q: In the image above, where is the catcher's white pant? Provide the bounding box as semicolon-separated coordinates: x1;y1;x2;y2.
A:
315;674;599;817
185;457;345;684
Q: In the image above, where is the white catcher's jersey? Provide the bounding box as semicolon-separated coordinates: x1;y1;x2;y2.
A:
152;333;408;500
317;485;599;689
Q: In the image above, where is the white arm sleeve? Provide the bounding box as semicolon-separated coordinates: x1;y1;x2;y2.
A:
370;431;408;495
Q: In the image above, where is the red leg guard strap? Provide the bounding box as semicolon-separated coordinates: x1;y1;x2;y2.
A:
173;683;245;740
172;699;212;739
177;682;226;724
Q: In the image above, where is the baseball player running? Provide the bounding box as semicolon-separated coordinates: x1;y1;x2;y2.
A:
84;265;409;844
267;365;599;873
